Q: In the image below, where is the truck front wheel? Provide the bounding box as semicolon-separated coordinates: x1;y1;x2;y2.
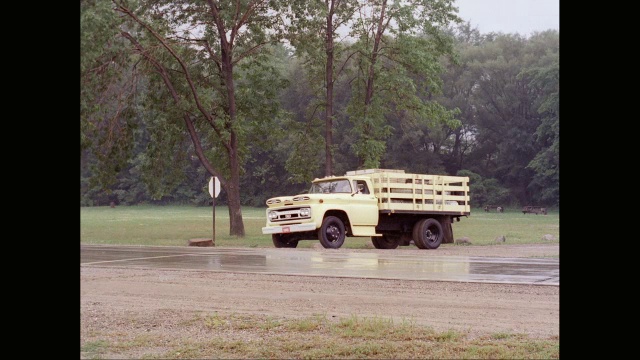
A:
318;216;346;249
272;234;298;248
371;234;400;249
412;218;443;250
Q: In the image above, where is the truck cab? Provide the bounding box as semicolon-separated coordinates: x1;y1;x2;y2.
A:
262;175;379;248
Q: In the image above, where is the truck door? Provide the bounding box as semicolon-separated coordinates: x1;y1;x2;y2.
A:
347;179;379;226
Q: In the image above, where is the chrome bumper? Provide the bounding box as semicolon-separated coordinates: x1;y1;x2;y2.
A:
261;223;317;235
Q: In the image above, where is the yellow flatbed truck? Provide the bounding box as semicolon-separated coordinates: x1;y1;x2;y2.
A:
262;169;470;249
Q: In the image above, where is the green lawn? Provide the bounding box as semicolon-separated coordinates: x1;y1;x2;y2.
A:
80;205;559;248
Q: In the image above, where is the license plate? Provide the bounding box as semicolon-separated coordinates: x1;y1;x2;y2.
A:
282;226;290;233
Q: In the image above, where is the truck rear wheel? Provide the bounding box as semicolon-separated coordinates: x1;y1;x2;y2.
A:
412;218;443;250
272;234;298;248
318;216;346;249
371;235;400;249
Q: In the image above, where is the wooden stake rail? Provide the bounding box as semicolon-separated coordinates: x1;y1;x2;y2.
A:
367;171;470;213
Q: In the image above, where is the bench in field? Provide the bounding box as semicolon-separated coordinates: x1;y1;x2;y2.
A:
522;206;547;215
483;205;503;213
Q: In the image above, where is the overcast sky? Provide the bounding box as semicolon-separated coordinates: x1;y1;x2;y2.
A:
455;0;559;36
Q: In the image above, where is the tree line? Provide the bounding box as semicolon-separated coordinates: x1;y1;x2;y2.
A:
81;0;559;236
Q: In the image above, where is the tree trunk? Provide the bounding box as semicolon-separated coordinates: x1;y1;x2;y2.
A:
324;1;335;177
226;157;245;236
221;39;245;237
358;0;386;166
364;0;386;108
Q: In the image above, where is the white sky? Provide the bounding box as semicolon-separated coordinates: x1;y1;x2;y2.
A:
455;0;559;36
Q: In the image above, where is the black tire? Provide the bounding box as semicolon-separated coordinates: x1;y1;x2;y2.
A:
412;219;427;249
412;218;443;250
272;234;298;248
318;216;346;249
371;234;400;249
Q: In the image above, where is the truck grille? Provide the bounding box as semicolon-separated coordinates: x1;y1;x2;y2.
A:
268;207;311;222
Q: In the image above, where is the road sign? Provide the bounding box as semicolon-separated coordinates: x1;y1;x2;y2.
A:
209;177;221;198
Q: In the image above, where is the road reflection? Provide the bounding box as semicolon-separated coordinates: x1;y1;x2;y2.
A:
81;245;558;285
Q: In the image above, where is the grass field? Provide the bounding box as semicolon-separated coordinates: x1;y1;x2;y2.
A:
80;205;559;248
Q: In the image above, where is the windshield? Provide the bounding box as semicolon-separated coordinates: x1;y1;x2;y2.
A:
309;179;352;194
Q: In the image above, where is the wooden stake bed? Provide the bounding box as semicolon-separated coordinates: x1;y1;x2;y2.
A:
346;169;470;215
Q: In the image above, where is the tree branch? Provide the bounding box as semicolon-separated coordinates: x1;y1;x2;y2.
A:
114;1;224;147
206;0;229;50
233;42;267;65
119;29;229;182
202;40;223;66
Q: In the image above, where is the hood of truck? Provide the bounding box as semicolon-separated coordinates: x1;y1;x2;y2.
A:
265;193;349;208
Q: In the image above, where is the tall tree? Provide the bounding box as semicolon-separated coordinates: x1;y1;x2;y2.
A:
81;0;136;190
109;0;289;236
523;31;559;206
347;0;461;168
288;0;361;176
431;22;491;175
463;31;559;205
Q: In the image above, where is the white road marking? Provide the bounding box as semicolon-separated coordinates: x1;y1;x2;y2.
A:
82;253;193;265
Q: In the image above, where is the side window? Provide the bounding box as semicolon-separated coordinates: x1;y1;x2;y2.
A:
354;180;370;194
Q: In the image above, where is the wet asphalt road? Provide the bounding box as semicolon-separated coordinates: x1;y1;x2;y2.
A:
80;244;559;286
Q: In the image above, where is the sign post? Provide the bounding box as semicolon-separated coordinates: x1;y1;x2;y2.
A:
208;177;221;246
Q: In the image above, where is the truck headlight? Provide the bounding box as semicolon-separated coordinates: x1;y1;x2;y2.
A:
268;211;278;221
300;208;310;217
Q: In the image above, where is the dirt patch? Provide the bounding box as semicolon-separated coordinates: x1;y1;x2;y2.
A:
81;244;559;355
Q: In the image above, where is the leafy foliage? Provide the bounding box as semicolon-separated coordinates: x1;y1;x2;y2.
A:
346;0;461;168
81;5;559;209
456;170;510;207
